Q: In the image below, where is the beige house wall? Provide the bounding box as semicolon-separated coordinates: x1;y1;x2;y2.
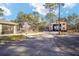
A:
49;21;67;31
0;24;2;34
59;22;67;31
0;21;18;34
13;25;17;34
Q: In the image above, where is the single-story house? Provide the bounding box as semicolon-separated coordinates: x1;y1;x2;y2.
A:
0;20;18;34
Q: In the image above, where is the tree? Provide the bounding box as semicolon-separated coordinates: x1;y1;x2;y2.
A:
31;11;47;31
44;3;64;22
46;12;56;23
0;8;4;16
15;11;48;32
32;11;43;22
76;23;79;32
44;3;57;12
44;3;64;34
66;13;79;32
44;3;57;23
15;12;27;22
38;21;48;31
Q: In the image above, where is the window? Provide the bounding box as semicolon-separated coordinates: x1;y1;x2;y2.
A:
63;27;65;29
63;23;65;25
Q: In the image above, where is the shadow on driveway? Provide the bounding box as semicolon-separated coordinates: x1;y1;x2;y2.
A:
0;35;79;56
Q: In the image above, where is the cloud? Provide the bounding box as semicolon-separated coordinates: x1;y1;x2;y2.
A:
0;3;11;7
54;3;77;17
0;6;11;16
30;3;49;15
63;3;76;9
61;3;77;16
30;3;77;16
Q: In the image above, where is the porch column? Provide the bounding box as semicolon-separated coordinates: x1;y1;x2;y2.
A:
0;24;2;34
13;25;17;34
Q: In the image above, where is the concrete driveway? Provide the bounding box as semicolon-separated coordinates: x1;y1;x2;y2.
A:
0;33;79;56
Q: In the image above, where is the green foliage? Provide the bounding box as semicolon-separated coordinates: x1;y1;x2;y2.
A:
14;11;47;32
44;3;57;23
46;12;56;23
38;21;47;31
15;12;27;22
44;3;64;11
66;13;79;26
63;13;79;32
0;8;4;16
44;3;64;23
76;23;79;32
44;3;57;11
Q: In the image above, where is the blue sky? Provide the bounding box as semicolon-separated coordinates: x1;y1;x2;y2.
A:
0;3;79;20
0;3;34;20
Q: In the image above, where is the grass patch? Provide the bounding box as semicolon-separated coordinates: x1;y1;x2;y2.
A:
0;35;26;43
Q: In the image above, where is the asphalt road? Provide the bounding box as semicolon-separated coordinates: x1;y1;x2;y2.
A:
0;33;79;56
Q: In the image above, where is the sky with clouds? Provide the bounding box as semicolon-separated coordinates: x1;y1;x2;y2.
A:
0;3;79;20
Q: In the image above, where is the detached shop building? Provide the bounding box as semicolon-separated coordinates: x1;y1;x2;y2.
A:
48;20;67;31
